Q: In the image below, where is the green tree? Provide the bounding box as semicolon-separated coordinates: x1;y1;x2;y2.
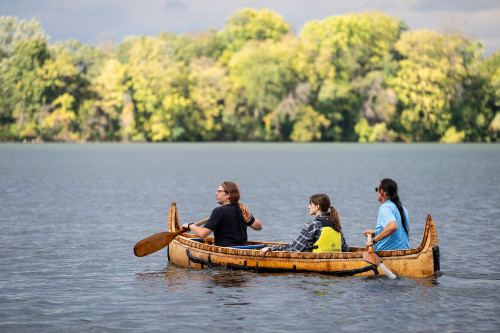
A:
0;39;49;140
186;57;229;140
92;58;129;140
43;41;108;141
160;29;221;64
40;93;77;141
297;11;405;141
0;16;48;59
122;36;187;141
226;37;297;140
51;40;107;83
217;8;290;63
290;105;330;142
478;51;500;141
393;30;486;141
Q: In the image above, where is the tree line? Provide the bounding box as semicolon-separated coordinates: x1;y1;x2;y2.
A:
1;9;499;142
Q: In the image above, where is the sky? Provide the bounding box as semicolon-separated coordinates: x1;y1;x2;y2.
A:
1;0;499;56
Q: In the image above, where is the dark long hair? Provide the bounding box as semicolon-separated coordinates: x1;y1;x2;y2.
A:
309;194;341;232
379;178;409;235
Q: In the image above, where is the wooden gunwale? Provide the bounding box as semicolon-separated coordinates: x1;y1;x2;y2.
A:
166;201;439;277
168;202;435;259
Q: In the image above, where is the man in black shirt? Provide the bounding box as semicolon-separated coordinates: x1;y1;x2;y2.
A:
181;181;262;247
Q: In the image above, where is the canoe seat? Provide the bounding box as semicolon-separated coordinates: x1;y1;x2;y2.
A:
192;238;204;242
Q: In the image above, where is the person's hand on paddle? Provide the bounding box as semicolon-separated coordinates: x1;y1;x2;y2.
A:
365;240;375;247
260;247;269;257
363;229;375;247
181;221;212;238
363;229;375;237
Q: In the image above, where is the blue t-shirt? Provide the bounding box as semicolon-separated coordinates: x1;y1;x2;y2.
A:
374;200;409;251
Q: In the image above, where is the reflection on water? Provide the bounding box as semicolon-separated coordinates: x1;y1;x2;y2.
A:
311;279;346;296
205;272;250;291
136;264;251;289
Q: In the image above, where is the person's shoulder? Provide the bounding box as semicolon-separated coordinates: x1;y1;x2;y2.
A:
211;205;226;215
211;205;223;213
378;202;390;211
384;200;395;206
379;202;396;215
213;203;237;213
305;219;321;229
381;200;397;210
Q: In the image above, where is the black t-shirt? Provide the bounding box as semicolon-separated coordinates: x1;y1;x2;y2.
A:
204;203;255;247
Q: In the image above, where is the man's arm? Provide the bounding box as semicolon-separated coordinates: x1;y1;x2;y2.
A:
365;221;398;247
249;217;262;230
181;223;212;238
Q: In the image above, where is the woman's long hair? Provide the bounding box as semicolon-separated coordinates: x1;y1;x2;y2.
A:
379;178;409;235
309;194;341;232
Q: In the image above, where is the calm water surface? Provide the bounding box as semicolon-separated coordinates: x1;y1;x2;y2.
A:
1;143;499;332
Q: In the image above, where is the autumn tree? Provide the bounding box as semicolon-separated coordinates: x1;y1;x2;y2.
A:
0;16;48;59
121;36;189;141
392;30;489;142
226;37;297;140
186;57;229;140
217;8;290;63
297;11;405;141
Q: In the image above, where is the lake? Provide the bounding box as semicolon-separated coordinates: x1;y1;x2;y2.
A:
1;143;499;332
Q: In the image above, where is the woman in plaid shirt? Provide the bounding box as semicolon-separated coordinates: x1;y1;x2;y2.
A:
260;194;349;256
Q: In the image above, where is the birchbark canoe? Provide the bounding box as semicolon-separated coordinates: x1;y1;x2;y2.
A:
167;202;440;278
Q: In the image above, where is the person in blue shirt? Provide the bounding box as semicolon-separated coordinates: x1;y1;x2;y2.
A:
364;178;409;251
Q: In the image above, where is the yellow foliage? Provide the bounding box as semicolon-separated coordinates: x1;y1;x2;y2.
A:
19;122;37;138
94;59;127;118
38;54;79;88
119;92;136;142
41;93;76;141
489;112;500;132
290;106;330;142
440;127;465;143
217;7;290;60
354;119;390;142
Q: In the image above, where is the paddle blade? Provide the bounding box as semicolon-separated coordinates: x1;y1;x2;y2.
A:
363;250;381;266
379;263;397;279
134;232;177;257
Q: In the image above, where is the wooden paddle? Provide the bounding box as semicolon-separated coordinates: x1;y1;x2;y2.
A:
363;234;397;279
134;218;208;257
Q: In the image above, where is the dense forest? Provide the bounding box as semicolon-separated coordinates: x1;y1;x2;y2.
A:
1;9;499;142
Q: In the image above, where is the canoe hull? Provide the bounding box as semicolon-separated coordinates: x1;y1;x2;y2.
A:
167;202;439;278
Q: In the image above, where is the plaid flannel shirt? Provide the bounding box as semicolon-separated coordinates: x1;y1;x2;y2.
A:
267;215;349;252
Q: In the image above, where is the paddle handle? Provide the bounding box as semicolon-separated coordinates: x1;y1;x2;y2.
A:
367;234;374;253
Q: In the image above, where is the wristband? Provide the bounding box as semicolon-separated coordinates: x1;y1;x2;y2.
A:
372;237;378;244
187;223;193;230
